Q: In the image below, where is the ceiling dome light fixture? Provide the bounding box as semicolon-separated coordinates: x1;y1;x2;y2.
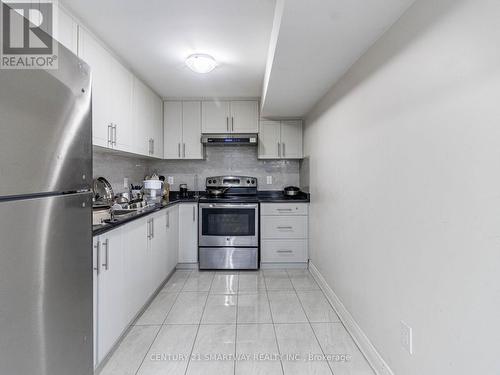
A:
185;53;218;74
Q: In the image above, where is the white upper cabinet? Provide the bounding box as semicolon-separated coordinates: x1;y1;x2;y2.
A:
230;101;259;133
78;20;162;158
202;100;259;134
78;28;112;149
182;101;203;159
258;120;281;159
258;120;303;159
163;101;183;159
164;101;203;159
202;101;231;133
152;94;164;158
56;5;78;55
132;77;163;158
109;56;133;152
280;120;303;159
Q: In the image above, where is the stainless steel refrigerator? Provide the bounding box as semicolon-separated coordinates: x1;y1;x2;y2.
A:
0;45;93;374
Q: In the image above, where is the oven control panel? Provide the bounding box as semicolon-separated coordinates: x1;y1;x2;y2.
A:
206;176;257;188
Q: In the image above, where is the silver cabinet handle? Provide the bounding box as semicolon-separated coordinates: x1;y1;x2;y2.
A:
231;117;234;132
102;238;109;270
166;211;170;228
183;143;186;158
192;205;196;221
277;226;293;230
147;219;152;239
226;117;229;132
277;142;281;157
277;250;293;253
282;142;286;157
107;124;112;146
151;218;154;238
277;208;293;211
178;143;181;158
152;139;154;155
94;240;101;274
113;124;117;145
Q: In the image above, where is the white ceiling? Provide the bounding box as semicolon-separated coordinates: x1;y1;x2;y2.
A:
261;0;417;117
61;0;276;98
62;0;416;116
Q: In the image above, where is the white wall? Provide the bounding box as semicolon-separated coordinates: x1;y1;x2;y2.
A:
303;0;500;374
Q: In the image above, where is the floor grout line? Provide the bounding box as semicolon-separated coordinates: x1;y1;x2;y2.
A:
288;268;335;375
263;271;286;375
133;269;193;375
182;269;214;375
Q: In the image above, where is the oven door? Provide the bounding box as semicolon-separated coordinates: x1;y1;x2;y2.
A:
199;203;259;247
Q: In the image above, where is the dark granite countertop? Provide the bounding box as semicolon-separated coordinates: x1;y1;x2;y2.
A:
93;194;197;236
93;190;310;236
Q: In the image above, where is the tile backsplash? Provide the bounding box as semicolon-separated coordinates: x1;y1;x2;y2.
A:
93;149;150;194
148;146;300;191
93;146;300;193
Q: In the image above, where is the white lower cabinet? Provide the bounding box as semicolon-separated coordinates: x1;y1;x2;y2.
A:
150;211;167;291
122;218;150;324
178;203;198;264
94;228;125;365
93;204;185;368
166;205;179;270
260;203;309;265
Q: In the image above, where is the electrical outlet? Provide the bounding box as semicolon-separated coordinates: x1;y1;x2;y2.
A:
400;321;413;354
168;176;174;185
266;176;273;185
123;177;129;189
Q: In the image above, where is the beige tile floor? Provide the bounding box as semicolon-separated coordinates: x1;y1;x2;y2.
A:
99;269;375;375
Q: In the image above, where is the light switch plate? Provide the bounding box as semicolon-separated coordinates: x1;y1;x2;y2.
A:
400;321;413;354
266;176;273;185
168;176;174;185
123;177;129;188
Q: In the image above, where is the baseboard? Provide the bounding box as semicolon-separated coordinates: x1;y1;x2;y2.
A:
176;262;198;269
309;262;394;375
261;262;308;269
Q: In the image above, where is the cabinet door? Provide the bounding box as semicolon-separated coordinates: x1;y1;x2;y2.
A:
150;213;167;291
182;101;203;159
122;219;150;323
152;94;164;158
280;120;303;159
230;101;259;133
78;28;112;148
56;5;78;55
163;101;183;159
167;206;179;270
258;120;281;159
132;78;151;156
92;237;99;369
97;229;125;363
178;203;198;263
109;57;133;152
202;101;230;133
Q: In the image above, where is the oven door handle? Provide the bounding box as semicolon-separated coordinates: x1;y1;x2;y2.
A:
201;203;258;209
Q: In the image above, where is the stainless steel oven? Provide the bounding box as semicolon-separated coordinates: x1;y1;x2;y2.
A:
199;203;258;247
199;202;259;269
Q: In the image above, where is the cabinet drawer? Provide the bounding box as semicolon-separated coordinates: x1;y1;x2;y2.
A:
261;203;308;216
261;240;307;263
261;216;308;239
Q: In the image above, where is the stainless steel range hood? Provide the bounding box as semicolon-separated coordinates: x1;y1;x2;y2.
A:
201;134;258;145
